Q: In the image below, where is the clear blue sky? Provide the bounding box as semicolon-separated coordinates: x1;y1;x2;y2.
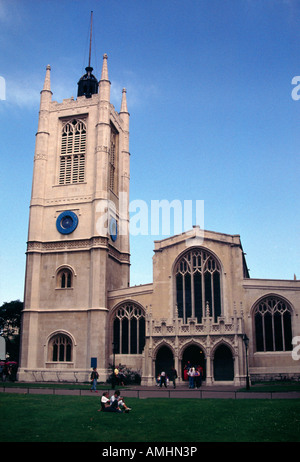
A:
0;0;299;305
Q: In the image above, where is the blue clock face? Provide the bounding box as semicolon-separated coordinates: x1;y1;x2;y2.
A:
109;218;118;242
56;211;78;234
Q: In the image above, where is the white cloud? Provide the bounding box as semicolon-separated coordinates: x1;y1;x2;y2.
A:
2;68;159;110
5;74;41;108
0;0;25;25
3;68;74;108
111;78;159;110
0;0;8;22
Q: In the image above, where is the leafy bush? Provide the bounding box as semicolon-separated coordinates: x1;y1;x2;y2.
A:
107;364;141;386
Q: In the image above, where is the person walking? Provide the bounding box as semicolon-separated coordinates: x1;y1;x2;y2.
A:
195;366;203;388
159;371;167;388
194;368;201;388
188;367;195;389
90;367;99;392
169;367;178;388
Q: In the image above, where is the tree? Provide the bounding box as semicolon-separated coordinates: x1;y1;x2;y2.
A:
0;300;23;362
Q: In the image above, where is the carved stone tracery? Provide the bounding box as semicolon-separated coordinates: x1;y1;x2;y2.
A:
142;308;246;386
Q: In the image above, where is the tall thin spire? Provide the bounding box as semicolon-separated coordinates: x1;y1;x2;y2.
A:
98;53;110;102
42;64;52;93
88;11;93;68
39;64;52;108
100;53;109;81
120;88;129;114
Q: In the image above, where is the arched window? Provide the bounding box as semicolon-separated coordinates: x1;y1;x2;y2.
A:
113;303;145;355
109;123;119;194
59;119;86;185
57;268;73;288
175;248;221;323
254;296;293;352
49;334;72;362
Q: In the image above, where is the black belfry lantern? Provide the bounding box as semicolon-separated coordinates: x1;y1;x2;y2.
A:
77;11;98;98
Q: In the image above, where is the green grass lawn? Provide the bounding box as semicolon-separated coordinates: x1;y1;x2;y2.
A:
1;393;300;442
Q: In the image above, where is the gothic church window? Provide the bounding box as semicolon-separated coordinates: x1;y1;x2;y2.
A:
113;303;145;355
254;296;293;352
109;123;119;194
175;248;221;323
59;119;86;184
49;334;72;362
57;268;73;289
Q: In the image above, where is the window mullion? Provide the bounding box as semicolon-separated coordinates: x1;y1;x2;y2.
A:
191;270;195;318
271;311;275;351
128;317;131;354
183;274;186;323
281;313;285;352
137;318;140;354
211;272;215;321
201;270;205;317
119;319;123;355
262;314;266;351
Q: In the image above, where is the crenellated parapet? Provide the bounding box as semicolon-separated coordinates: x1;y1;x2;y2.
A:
146;306;244;338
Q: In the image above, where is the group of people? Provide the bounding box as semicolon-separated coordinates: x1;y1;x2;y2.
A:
90;364;127;393
90;366;132;414
0;361;17;382
184;362;203;388
99;390;131;413
156;367;178;388
112;365;126;388
156;363;204;389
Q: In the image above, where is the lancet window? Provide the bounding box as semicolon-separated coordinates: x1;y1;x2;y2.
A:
59;119;86;185
254;296;293;352
57;268;73;289
113;303;145;355
49;334;72;362
109;123;119;194
175;248;222;323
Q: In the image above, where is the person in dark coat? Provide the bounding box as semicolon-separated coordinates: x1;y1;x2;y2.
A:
169;367;178;388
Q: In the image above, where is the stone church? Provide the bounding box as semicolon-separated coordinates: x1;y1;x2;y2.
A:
18;53;300;386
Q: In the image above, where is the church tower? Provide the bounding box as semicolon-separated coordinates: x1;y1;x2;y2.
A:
18;53;130;382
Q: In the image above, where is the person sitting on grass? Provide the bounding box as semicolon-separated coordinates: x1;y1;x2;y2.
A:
98;391;122;413
110;389;132;413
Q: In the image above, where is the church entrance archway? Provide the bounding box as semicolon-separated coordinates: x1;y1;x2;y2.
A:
155;345;174;378
181;344;206;380
213;344;234;381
